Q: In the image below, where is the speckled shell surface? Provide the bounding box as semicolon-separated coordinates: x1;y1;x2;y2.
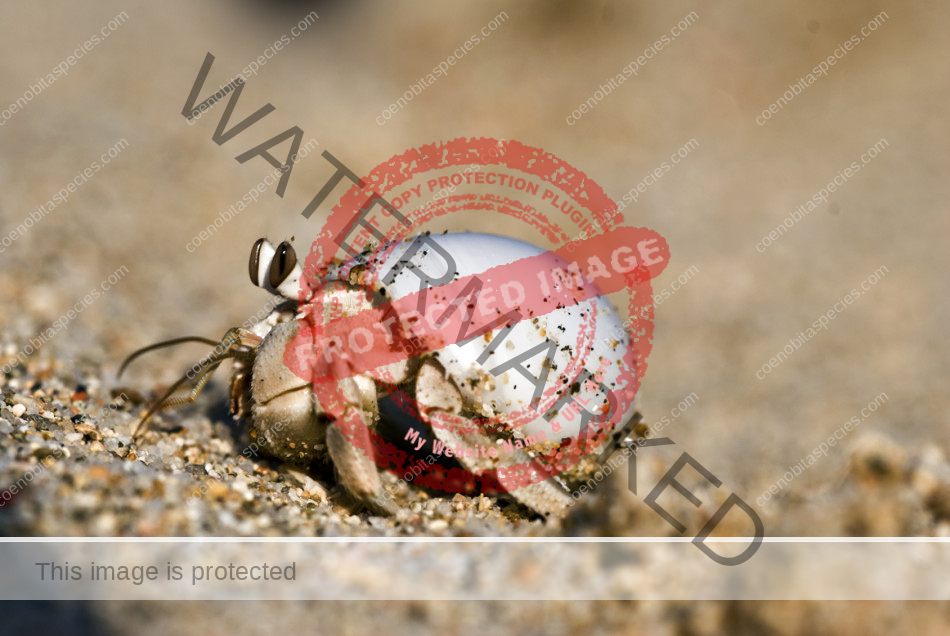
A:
358;233;637;440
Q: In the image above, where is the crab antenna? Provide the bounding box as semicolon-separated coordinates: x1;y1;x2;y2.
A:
128;328;259;440
129;359;225;439
117;336;220;378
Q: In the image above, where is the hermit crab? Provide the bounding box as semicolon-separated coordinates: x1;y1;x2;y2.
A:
120;233;641;517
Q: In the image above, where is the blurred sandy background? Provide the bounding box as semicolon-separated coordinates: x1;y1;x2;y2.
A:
1;0;949;628
8;600;950;636
2;0;946;506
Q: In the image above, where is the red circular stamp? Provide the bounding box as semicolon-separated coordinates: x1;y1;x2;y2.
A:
283;137;669;497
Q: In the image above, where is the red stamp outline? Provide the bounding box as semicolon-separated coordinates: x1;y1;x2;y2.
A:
285;137;669;495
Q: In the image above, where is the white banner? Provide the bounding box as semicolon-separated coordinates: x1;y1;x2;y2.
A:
2;539;948;600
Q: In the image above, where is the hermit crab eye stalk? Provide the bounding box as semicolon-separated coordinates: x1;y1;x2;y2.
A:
249;237;266;286
249;238;276;288
248;238;302;298
269;241;297;290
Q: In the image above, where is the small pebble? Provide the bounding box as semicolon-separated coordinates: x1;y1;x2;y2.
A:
73;422;100;440
11;404;26;418
478;494;492;512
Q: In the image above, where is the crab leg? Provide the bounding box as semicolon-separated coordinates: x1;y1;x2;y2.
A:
326;386;399;516
130;328;261;439
413;359;573;519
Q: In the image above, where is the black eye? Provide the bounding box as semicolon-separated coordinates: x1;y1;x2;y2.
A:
249;238;265;286
269;241;297;289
